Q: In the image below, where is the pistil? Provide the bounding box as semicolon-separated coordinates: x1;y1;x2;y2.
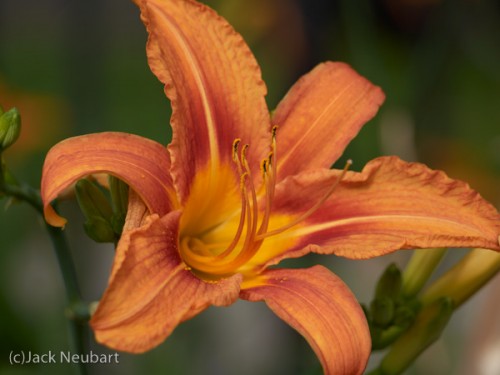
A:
255;159;352;241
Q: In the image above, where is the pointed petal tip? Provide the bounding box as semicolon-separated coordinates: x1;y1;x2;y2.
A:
274;61;386;179
241;266;370;375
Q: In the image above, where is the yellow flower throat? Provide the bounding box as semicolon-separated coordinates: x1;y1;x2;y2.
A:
179;127;351;280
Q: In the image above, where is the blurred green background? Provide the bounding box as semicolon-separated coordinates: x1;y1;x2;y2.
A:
1;0;499;374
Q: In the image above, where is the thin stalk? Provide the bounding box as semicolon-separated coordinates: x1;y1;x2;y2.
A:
1;179;88;375
401;248;447;298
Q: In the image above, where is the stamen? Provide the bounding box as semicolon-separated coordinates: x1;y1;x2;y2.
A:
215;173;248;259
179;237;215;271
232;139;241;161
240;144;258;250
257;152;274;236
184;131;351;278
261;158;268;177
269;125;278;205
272;125;278;139
255;159;353;241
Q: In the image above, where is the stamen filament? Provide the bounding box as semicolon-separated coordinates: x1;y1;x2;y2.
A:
215;173;248;259
257;126;277;236
232;138;243;174
240;145;259;252
182;130;350;278
257;153;273;235
255;159;352;241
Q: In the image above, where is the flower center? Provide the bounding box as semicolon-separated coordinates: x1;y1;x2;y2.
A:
180;126;351;279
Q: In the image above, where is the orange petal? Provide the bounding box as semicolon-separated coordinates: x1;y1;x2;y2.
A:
241;266;370;375
273;62;385;181
91;210;242;353
136;0;271;201
41;132;178;227
262;156;500;265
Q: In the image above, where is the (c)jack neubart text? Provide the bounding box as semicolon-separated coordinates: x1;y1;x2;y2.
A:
9;350;120;365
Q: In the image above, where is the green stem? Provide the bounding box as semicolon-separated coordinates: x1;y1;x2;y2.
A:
402;248;447;298
1;180;88;375
421;248;500;308
1;180;43;214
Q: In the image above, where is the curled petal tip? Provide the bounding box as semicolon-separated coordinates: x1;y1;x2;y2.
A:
43;204;67;228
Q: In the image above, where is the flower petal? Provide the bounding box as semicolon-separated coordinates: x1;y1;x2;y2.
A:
259;156;500;266
272;62;385;181
136;0;271;201
41;132;177;227
241;266;370;375
91;210;242;353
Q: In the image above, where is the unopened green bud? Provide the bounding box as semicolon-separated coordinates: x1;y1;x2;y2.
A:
393;305;417;331
83;216;116;243
371;297;395;327
75;179;116;243
75;179;113;220
372;325;406;350
377;297;454;375
376;263;402;300
108;175;128;236
0;108;21;151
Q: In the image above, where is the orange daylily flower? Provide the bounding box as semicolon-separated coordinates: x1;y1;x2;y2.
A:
40;0;500;374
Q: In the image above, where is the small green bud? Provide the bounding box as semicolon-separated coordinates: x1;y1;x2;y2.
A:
372;325;406;350
371;297;395;327
75;179;116;243
109;175;129;214
83;216;117;243
0;108;21;151
375;263;402;300
393;305;418;331
377;297;454;375
108;175;128;236
75;179;113;221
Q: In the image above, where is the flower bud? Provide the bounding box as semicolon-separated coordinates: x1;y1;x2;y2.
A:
376;297;454;374
83;216;117;243
75;179;116;243
108;175;129;236
0;107;21;151
371;297;395;327
375;263;402;300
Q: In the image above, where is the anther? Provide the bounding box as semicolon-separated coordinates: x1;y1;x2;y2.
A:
262;159;268;175
241;143;249;161
272;125;278;138
232;139;241;161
